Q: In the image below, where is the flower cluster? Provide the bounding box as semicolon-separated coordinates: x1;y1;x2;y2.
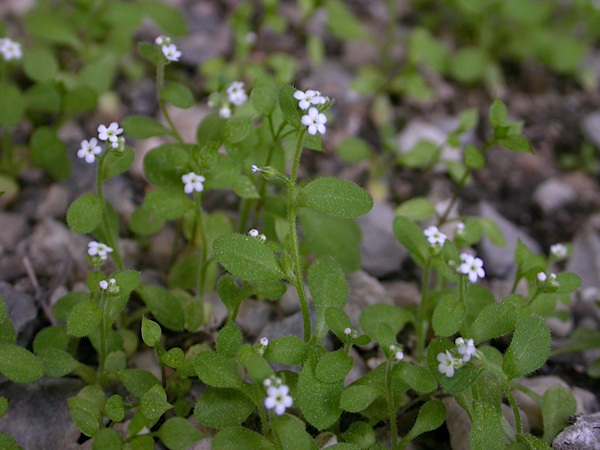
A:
0;37;22;61
182;172;205;194
77;122;124;164
389;344;404;362
155;36;181;62
458;253;485;283
437;337;479;378
208;81;248;118
99;278;119;294
537;271;559;290
248;228;267;242
294;89;328;136
263;376;293;416
87;241;114;262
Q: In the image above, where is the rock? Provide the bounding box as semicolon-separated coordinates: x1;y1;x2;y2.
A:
163;104;211;143
553;412;600;450
0;378;83;449
258;310;311;346
478;201;541;279
129;136;167;181
512;376;571;432
572;387;600;415
236;299;272;339
533;178;577;214
357;202;407;277
278;283;308;316
0;282;38;347
35;184;70;220
567;214;600;291
381;280;421;309
346;271;394;331
0;213;29;252
582;110;600;148
0;254;26;282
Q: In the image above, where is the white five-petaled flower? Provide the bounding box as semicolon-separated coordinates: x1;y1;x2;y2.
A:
550;243;568;260
97;122;123;143
182;172;205;194
301;107;327;135
293;89;326;110
459;253;485;283
424;226;447;246
437;350;459;378
87;241;114;260
455;337;476;363
227;81;247;106
77;138;102;164
161;44;181;62
0;38;22;61
264;385;293;416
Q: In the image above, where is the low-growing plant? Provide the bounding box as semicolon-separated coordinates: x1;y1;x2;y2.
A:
0;3;589;450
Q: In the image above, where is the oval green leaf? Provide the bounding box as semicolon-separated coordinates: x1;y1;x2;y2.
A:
298;177;373;219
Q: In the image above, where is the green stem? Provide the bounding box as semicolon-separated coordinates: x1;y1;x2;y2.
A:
287;129;311;342
504;382;523;435
96;151;123;270
98;292;110;383
385;359;399;450
156;61;184;143
416;258;432;361
194;193;208;300
1;128;13;173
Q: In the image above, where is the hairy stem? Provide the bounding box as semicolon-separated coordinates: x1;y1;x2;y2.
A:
416;258;432;361
96;151;123;270
156;61;184;143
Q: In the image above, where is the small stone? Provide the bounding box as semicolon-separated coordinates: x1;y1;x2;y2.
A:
512;376;570;432
0;212;29;252
35;184;70;220
581;110;600;148
533;178;577;214
236;299;272;339
0;282;38;347
567;214;600;291
553;412;600;450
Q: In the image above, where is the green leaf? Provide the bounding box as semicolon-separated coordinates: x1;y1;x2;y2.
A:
104;395;125;422
432;296;466;337
158;417;203;450
23;46;58;82
213;427;276;450
489;99;508;128
325;0;371;41
400;400;446;446
359;304;412;342
237;345;273;383
316;350;354;383
215;323;243;358
195;351;242;389
140;385;172;421
517;433;552;450
30;126;71;180
340;385;381;413
395;197;435;221
271;414;318;450
162;82;194;109
0;433;20;450
0;83;25;128
251;82;277;116
24;10;80;47
129;206;165;236
0;397;8;418
141;316;162;348
464;145;485;169
92;428;122;449
66;300;102;338
0;344;43;383
138;41;161;64
64;86;97;116
393;363;437;394
479;218;506;247
298;176;373;219
470;401;504;450
38;348;80;377
144;187;193;221
541;385;576;444
224;116;252;144
213;233;285;284
397;140;440;169
66;193;104;234
468;295;524;344
160;347;185;370
309;257;348;343
122;115;170;139
298;209;362;273
144;1;188;36
121;369;160;398
194;388;255;430
500;135;531;153
503;315;551;380
279;84;302;129
392;216;429;266
25;82;61;113
144;143;191;188
68;397;101;437
264;335;308;365
336;137;373;164
136;284;185;331
101;147;135;181
0;296;5;324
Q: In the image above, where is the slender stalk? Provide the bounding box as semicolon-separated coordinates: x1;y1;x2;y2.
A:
98;292;110;383
287;129;311;342
386;359;399;450
96;151;123;270
194;193;208;300
504;382;523;435
416;258;432;360
156;61;184;143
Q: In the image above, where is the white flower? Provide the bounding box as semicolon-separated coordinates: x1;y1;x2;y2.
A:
293;89;326;110
455;222;465;237
395;350;404;361
264;385;293;416
219;106;231;118
455;337;476;363
550;244;568;260
99;278;118;293
260;337;269;346
249;229;259;237
161;44;181;62
77;138;102;163
251;165;260;173
424;226;447;246
0;38;22;61
437;350;458;378
87;241;114;260
97;122;123;143
227;81;247;106
537;272;547;282
155;36;170;46
182;172;205;194
343;327;352;336
301;107;327;135
459;253;485;283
